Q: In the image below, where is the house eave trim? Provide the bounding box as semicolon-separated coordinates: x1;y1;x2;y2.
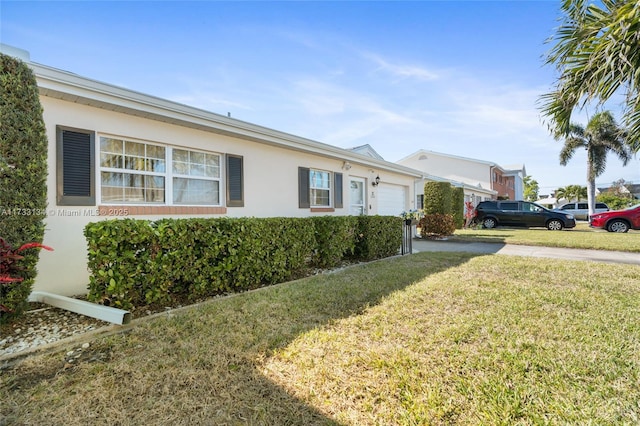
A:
31;62;423;178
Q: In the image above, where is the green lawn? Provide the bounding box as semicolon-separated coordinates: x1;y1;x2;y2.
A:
453;222;640;252
2;249;640;425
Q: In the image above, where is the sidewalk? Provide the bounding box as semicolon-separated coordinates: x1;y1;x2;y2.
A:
412;239;640;265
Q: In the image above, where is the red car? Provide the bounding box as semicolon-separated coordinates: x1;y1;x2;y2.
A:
589;203;640;233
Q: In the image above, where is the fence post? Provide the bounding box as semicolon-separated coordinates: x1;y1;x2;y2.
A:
401;219;414;255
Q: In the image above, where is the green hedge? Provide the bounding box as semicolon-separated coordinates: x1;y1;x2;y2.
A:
451;186;465;229
421;180;460;237
85;215;401;310
311;216;358;268
0;53;48;322
352;215;403;261
423;181;452;215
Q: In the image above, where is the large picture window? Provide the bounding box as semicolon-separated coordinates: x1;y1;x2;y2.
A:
99;136;222;206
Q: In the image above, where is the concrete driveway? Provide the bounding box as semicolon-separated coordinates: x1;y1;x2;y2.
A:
412;239;640;266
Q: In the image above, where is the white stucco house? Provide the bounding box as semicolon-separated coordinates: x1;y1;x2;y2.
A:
397;149;526;203
2;45;427;297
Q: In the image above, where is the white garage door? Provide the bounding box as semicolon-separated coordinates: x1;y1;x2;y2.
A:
377;184;406;216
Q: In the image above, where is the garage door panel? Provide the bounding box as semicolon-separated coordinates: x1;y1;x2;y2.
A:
378;184;406;216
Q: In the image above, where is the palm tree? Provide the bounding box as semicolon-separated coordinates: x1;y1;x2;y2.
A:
555;187;570;203
541;0;640;153
559;111;632;217
575;185;588;201
555;185;587;203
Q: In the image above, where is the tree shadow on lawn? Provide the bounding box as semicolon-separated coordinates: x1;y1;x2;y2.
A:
2;252;482;425
415;236;508;253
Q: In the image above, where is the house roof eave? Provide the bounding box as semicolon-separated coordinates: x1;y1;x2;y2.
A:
420;174;497;196
32;62;423;178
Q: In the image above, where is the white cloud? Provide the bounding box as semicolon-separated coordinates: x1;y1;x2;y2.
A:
160;46;637;190
363;52;439;82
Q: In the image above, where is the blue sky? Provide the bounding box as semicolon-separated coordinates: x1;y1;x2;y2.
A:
2;0;639;194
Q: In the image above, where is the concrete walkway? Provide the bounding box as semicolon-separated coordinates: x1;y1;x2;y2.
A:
412;239;640;266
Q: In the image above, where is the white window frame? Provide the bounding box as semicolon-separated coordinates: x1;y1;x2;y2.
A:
171;148;221;205
99;136;167;204
98;134;223;206
309;168;332;208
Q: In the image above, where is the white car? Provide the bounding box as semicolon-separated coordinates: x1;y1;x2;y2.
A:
554;202;609;221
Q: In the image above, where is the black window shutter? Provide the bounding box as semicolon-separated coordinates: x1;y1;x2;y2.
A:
334;172;343;208
57;126;95;206
226;154;244;207
298;167;310;208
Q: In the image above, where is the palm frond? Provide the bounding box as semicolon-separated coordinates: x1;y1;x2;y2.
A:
540;0;640;146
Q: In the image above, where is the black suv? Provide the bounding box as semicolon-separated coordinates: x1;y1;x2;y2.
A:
473;200;576;230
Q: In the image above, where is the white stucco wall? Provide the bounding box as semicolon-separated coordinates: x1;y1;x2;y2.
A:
399;152;492;190
36;96;416;296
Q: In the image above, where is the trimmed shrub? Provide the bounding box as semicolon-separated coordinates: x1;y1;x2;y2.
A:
84;215;403;309
451;186;465;229
419;214;456;238
311;216;357;268
85;217;318;309
0;53;48;322
423;181;453;215
352;215;403;261
85;219;157;309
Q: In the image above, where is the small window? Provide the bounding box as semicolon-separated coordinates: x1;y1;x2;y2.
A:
298;167;342;209
577;203;588;209
561;204;574;210
310;169;331;207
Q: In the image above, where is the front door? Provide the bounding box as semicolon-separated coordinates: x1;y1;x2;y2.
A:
350;178;366;215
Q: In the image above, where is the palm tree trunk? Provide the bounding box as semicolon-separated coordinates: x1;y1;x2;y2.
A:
586;179;597;219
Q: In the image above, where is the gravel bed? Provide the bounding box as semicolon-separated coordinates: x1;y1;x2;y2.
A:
1;305;111;356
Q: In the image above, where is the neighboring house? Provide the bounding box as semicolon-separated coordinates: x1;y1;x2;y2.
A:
503;164;527;202
350;145;495;210
598;183;640;200
396;149;526;203
535;196;564;209
2;45;425;297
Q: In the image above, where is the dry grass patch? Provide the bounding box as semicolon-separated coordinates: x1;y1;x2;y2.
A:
263;256;640;425
2;253;640;425
1;253;464;425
